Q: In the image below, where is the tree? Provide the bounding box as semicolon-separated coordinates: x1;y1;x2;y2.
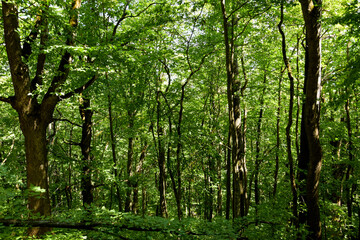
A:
298;0;323;239
1;0;95;236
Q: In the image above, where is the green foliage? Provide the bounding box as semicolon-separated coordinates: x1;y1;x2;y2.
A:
0;0;360;239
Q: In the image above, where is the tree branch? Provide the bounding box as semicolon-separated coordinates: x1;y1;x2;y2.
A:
43;0;81;101
112;2;160;38
53;118;82;128
0;96;13;104
31;4;49;92
60;75;97;100
112;0;130;37
0;219;240;237
227;0;250;20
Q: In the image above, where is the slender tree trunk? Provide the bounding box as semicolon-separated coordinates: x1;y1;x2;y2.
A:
345;97;354;218
133;142;148;214
79;96;94;208
220;0;247;219
278;0;298;225
65;127;73;209
295;36;301;158
156;92;168;218
226;130;231;219
125;113;134;212
254;68;267;218
107;84;122;212
204;155;215;221
217;149;223;216
299;1;323;239
273;70;282;197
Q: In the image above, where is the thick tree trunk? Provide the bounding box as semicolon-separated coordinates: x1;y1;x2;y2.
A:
22;120;52;236
1;1;93;236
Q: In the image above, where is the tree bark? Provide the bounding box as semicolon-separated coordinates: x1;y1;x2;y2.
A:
298;1;323;239
156;91;168;218
79;96;93;208
220;0;248;219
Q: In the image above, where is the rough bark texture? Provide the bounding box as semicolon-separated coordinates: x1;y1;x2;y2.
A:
298;1;323;239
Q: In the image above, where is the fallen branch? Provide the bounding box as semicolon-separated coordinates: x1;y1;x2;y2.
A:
0;219;237;237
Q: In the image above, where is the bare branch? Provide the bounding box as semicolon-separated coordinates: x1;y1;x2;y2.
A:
112;0;130;37
227;0;250;20
158;59;172;93
112;2;160;38
127;2;160;18
53;118;82;128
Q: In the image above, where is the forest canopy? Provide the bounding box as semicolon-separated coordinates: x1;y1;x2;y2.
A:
0;0;359;239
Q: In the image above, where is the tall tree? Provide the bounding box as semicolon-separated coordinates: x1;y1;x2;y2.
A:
278;0;298;225
298;0;323;239
0;0;95;236
220;0;248;219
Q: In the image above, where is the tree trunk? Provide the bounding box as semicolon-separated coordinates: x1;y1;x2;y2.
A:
79;96;93;208
133;142;148;214
273;70;282;197
254;68;267;218
22;120;52;236
298;1;323;239
107;86;122;212
1;1;94;236
226;130;232;219
125;113;134;212
278;0;298;225
156;92;168;218
220;0;248;219
345;97;354;218
217;149;223;216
